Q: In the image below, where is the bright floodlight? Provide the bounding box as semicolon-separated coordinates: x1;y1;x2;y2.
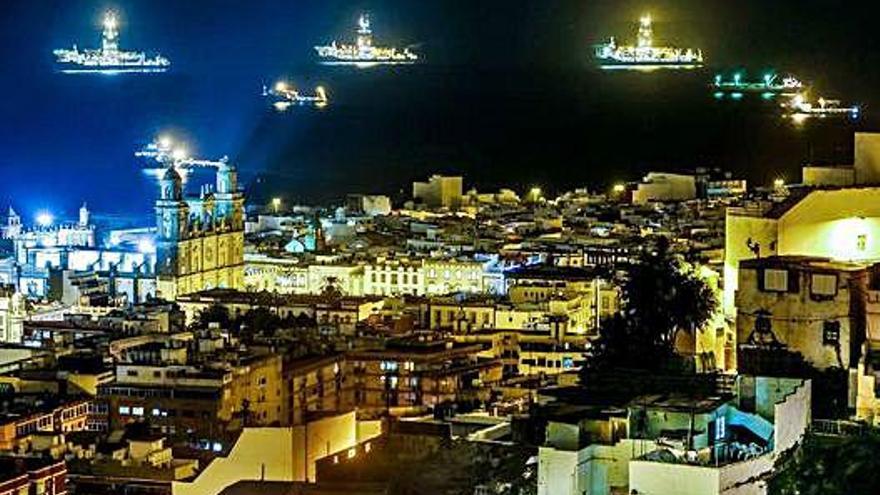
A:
272;197;282;213
104;13;117;30
137;239;155;254
159;135;172;149
613;183;626;193
172;148;187;161
275;81;287;92
773;178;785;189
36;212;54;227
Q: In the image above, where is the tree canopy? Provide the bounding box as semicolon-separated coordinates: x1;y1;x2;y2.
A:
587;237;718;371
769;430;880;495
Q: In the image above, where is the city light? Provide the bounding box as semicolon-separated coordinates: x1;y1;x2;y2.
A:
773;178;786;189
612;183;626;193
272;197;282;213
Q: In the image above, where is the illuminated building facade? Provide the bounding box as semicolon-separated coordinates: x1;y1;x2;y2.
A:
154;162;245;299
342;336;503;417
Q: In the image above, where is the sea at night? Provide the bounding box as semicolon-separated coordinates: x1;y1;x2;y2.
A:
1;0;877;223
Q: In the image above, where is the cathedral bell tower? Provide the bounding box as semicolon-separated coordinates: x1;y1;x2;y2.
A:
155;166;188;299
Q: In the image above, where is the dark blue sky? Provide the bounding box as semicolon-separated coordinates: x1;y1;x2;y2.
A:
0;0;878;223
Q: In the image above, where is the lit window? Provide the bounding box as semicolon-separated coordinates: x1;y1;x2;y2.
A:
132;407;144;416
715;416;726;440
811;274;837;297
152;408;161;416
823;320;841;345
119;406;130;415
763;269;789;292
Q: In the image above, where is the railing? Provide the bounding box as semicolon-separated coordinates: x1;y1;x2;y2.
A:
810;419;869;437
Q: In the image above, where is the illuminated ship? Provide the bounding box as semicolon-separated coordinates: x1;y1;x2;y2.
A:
712;72;804;99
262;82;329;110
54;11;170;74
314;13;418;67
136;136;228;184
782;94;860;121
594;15;703;70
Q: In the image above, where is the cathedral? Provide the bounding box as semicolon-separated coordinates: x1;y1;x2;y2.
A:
155;161;245;299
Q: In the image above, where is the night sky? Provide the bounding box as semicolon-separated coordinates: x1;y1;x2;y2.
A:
0;0;878;222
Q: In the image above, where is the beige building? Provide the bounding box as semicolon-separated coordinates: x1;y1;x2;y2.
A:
412;174;463;209
631;172;697;204
724;187;880;316
735;256;867;371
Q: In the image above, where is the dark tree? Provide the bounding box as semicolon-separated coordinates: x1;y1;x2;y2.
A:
769;430;880;495
587;237;718;371
195;304;232;330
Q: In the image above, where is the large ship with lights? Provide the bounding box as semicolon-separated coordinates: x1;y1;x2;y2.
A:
54;11;170;74
712;72;803;98
594;15;703;70
782;94;860;121
314;13;418;67
262;81;329;110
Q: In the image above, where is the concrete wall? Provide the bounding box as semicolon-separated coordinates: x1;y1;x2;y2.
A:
723;213;779;317
630;460;720;495
802;166;855;187
772;379;810;454
735;266;856;370
537;447;578;495
539;439;656;495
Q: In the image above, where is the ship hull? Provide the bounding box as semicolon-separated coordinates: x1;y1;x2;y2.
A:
597;59;702;71
317;58;416;68
55;62;169;74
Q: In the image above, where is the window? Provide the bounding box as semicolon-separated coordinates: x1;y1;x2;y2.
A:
119;406;130;415
811;274;838;297
127;370;139;377
763;269;789;292
132;407;145;416
715;416;726;440
380;361;398;372
823;320;841;346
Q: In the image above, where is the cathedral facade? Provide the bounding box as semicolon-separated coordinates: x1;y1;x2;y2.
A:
155;162;245;299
